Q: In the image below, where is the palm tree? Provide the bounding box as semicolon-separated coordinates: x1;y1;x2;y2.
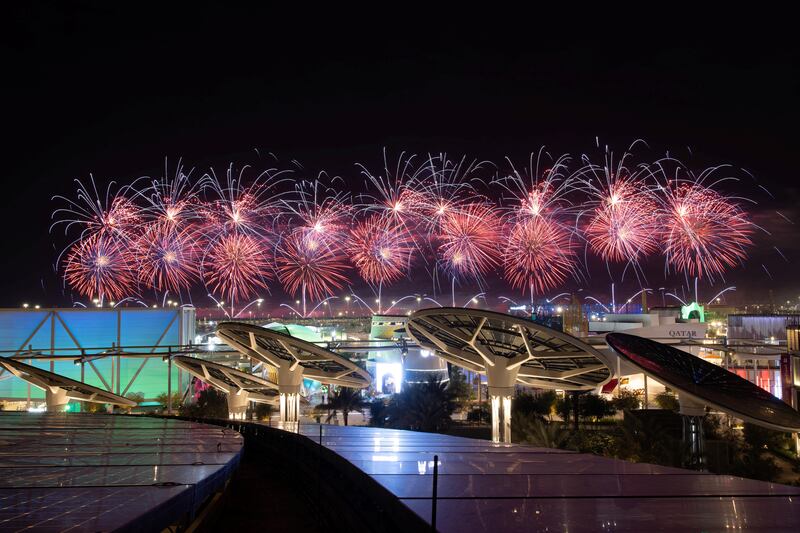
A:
317;387;369;426
386;376;457;432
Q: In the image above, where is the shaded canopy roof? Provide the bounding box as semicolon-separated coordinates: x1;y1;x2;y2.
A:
606;332;800;432
406;308;612;390
0;357;136;406
216;322;370;388
172;355;279;405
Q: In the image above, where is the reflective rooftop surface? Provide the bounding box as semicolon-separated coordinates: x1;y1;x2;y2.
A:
0;413;242;532
279;423;800;532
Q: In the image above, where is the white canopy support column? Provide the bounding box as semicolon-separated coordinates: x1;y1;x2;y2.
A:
277;360;304;423
486;357;521;444
227;390;250;420
45;387;69;412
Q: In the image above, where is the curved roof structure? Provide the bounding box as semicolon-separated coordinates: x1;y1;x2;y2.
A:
406;308;613;390
606;332;800;432
172;356;279;405
0;357;136;407
216;322;371;388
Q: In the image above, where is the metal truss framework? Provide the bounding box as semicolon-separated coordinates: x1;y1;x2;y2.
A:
216;322;371;422
406;308;614;443
0;357;136;411
173;355;279;419
0;308;191;408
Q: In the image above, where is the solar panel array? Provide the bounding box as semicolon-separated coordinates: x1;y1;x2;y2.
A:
407;308;612;389
606;333;800;432
280;423;800;532
0;413;242;532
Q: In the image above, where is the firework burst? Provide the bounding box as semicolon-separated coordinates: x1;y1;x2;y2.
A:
64;233;136;302
276;232;349;307
136;223;201;294
438;203;501;280
349;215;414;287
503;217;577;296
579;143;660;264
202;233;271;304
660;182;753;280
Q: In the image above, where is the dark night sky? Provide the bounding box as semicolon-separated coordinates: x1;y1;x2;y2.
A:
2;4;798;308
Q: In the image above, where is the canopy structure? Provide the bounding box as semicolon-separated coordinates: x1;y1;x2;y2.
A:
606;332;800;468
406;308;613;442
0;357;136;411
606;333;800;431
216;322;371;422
172;356;279;419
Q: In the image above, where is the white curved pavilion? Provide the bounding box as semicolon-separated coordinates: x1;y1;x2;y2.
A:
0;357;137;411
172;355;279;419
216;322;371;422
406;308;613;443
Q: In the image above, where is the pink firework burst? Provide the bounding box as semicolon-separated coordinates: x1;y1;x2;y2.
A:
438;203;501;280
349;215;414;287
585;179;659;262
276;232;349;303
284;179;353;249
660;183;753;279
503;217;577;296
64;234;136;302
136;223;200;293
203;233;271;304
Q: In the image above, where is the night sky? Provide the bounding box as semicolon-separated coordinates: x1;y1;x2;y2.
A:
3;4;798;308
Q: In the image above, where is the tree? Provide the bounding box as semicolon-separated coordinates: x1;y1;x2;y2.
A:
446;367;471;408
383;376;457;432
614;410;683;467
513;390;556;420
126;392;145;404
654;391;680;411
513;414;571;448
613;388;643;411
579;394;616;423
252;402;273;421
316;387;369;426
182;388;228;419
122;392;145;413
369;399;389;427
156;392;183;411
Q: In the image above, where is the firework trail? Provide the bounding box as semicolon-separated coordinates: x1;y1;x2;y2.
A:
496;150;578;224
198;163;292;241
356;149;428;227
128;158;202;228
414;153;484;236
63;233;136;302
51;177;141;246
276;231;349;316
281;177;353;248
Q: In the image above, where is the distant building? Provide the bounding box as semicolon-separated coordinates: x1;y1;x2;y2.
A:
0;307;195;408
